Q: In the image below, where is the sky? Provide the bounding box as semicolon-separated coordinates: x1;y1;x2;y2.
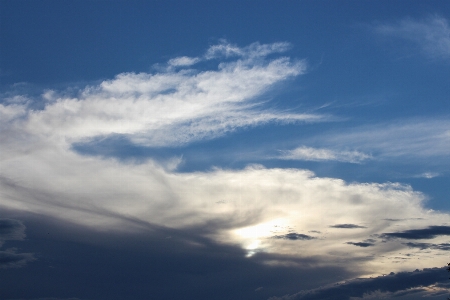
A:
1;1;450;299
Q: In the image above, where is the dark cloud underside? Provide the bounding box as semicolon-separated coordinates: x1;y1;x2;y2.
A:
381;226;450;240
269;267;448;300
272;233;315;240
329;224;366;229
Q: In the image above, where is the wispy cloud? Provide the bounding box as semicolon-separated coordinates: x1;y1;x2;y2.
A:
278;146;371;163
316;119;450;161
1;42;320;150
414;172;440;179
375;15;450;60
167;56;200;67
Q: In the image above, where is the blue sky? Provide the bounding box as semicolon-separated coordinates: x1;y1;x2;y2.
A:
1;1;450;299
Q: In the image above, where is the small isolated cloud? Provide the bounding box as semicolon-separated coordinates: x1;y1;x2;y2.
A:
168;56;200;67
272;233;315;241
0;248;35;269
381;226;450;240
414;172;440;179
330;224;367;229
375;15;450;60
346;241;375;248
278;146;371;163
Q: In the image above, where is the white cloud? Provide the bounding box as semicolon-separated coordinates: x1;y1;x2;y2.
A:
278;146;371;163
168;56;200;67
414;172;440;179
2;42;317;149
376;15;450;60
204;40;291;60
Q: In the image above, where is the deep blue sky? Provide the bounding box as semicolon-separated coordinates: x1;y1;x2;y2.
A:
1;1;450;299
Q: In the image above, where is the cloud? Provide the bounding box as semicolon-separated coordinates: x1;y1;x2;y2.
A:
1;41;450;279
0;219;26;244
314;119;450;162
0;218;35;269
330;224;367;229
381;226;450;240
0;248;35;269
278;146;371;163
269;267;449;300
272;233;315;240
375;15;450;60
404;242;450;251
0;219;25;247
204;40;291;60
414;172;440;179
346;241;375;248
1;42;319;150
167;56;200;67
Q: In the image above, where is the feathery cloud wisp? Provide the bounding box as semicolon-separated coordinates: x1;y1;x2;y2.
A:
375;15;450;60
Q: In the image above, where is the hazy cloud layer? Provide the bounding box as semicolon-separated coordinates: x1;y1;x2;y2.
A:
375;15;450;60
312;119;450;162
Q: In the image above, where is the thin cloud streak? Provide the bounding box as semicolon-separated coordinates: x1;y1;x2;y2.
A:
313;119;450;161
278;146;371;163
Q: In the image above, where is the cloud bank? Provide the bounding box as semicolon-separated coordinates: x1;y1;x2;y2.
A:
1;41;449;281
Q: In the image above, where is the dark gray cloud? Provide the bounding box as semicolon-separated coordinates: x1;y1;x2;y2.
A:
0;219;26;242
0;218;34;269
345;242;374;248
329;224;366;229
268;267;448;300
381;225;450;240
404;242;450;251
0;212;354;300
0;248;35;269
272;233;315;240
